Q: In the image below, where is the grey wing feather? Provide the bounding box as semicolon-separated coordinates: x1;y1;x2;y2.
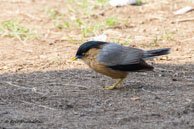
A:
97;43;144;66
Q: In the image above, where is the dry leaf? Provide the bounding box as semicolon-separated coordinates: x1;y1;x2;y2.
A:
130;97;140;101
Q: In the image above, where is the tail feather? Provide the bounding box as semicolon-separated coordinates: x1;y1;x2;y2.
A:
144;48;170;59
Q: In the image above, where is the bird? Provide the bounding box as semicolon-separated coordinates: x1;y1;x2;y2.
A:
72;41;170;90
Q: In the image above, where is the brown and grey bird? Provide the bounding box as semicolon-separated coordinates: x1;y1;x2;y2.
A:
72;41;170;90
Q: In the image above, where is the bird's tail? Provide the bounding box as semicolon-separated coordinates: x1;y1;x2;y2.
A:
143;48;170;60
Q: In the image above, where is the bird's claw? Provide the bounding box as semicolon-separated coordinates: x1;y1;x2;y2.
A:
103;85;123;90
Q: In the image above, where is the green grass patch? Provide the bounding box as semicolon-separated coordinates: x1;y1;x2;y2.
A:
96;0;109;3
46;8;58;19
0;19;36;43
160;30;175;41
44;2;120;39
106;17;118;27
153;36;158;46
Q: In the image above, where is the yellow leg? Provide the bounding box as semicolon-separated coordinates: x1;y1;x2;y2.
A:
104;78;125;90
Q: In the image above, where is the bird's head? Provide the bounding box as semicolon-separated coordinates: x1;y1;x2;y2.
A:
71;41;107;61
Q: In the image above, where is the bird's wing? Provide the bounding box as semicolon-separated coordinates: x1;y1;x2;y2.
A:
97;43;144;66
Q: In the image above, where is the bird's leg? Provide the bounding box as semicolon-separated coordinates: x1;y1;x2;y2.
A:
104;78;125;90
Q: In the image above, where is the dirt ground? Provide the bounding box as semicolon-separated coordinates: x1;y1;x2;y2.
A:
0;0;194;129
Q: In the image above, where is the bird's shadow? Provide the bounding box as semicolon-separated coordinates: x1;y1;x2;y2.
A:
0;63;193;94
0;63;193;128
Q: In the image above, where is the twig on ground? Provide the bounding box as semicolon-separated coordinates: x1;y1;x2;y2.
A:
142;87;161;95
20;100;58;110
171;18;194;23
142;88;175;96
62;83;89;89
181;37;194;42
23;13;42;21
5;81;46;95
154;68;174;72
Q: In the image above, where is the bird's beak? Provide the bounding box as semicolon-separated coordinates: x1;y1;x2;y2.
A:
71;56;77;62
71;55;83;62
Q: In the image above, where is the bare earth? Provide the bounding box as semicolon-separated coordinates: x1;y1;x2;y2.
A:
0;0;194;129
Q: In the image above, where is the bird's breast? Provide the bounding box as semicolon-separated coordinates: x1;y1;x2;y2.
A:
82;48;128;79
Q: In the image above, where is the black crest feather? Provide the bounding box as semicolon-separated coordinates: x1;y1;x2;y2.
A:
76;41;107;56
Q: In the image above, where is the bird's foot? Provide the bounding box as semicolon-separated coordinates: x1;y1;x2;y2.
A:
103;85;123;90
103;78;126;90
